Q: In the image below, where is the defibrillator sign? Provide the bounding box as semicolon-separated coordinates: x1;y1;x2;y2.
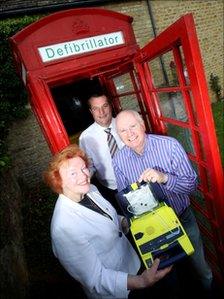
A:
38;31;124;63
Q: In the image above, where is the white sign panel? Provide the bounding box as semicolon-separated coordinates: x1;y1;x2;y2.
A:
38;31;124;63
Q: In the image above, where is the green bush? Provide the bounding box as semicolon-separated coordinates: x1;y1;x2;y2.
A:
0;15;43;173
212;101;224;165
210;73;223;102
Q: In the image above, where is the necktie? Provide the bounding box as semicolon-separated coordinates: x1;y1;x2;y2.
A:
104;128;119;158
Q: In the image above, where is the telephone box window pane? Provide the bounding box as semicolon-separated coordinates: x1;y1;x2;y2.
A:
157;91;188;122
179;46;190;86
207;171;213;193
197;164;211;193
133;71;141;90
187;90;198;125
119;94;140;110
191;161;200;183
148;51;179;88
113;73;134;94
196;131;206;162
144;113;152;132
201;233;216;256
191;189;206;210
166;123;194;154
193;209;212;234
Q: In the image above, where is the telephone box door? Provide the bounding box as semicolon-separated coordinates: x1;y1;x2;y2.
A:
133;13;224;280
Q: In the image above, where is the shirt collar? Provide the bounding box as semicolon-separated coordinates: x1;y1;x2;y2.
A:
94;118;114;131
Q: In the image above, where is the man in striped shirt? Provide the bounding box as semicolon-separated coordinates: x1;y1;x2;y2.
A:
112;109;213;295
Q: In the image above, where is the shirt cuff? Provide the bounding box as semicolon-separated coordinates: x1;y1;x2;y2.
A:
115;272;129;298
164;174;177;191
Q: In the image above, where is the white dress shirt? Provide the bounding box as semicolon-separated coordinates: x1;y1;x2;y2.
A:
79;118;123;190
51;185;140;299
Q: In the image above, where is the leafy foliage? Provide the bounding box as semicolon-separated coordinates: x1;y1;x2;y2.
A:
210;73;223;102
212;101;224;165
0;15;42;173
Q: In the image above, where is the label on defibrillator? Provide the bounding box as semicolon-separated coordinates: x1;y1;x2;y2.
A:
123;182;159;217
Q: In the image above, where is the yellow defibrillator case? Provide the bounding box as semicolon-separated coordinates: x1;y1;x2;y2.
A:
118;182;194;269
130;202;194;269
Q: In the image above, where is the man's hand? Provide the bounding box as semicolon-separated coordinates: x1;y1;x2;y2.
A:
139;169;168;184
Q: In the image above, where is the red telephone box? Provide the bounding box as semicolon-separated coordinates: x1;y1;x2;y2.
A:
10;8;224;281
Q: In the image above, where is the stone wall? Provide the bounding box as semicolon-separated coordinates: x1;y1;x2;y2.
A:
7;109;51;188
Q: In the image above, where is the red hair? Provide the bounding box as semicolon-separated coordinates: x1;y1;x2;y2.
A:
43;144;89;194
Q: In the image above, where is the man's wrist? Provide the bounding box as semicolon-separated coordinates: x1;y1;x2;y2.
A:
162;174;168;184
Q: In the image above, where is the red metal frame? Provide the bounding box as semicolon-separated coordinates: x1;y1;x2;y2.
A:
10;8;139;153
134;13;224;280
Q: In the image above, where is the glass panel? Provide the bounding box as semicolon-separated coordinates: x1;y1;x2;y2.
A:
166;123;194;154
147;57;163;87
144;113;152;132
195;131;206;162
191;189;206;210
133;71;141;90
196;165;211;194
191;161;200;183
179;46;190;86
70;131;81;145
148;51;180;88
157;91;188;121
113;73;134;94
119;94;140;110
193;209;212;234
201;234;216;256
187;90;198;125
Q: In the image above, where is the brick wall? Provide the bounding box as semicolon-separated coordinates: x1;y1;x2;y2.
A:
103;0;223;102
148;0;223;102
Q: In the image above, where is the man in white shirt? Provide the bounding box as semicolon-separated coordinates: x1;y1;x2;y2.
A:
79;94;123;213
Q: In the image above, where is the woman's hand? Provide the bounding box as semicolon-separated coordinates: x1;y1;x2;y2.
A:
139;259;172;288
127;259;172;290
121;216;130;235
139;169;168;184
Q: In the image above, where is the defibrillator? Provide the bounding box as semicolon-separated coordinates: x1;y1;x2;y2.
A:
118;182;194;269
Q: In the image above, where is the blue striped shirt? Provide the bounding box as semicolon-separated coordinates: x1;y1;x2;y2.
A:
112;134;197;215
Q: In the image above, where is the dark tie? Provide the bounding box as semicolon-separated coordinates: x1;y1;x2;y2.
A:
104;128;119;158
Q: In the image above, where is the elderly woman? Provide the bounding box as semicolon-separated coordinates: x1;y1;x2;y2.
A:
43;144;170;299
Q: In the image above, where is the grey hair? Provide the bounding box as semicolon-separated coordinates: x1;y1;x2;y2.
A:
116;109;144;124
